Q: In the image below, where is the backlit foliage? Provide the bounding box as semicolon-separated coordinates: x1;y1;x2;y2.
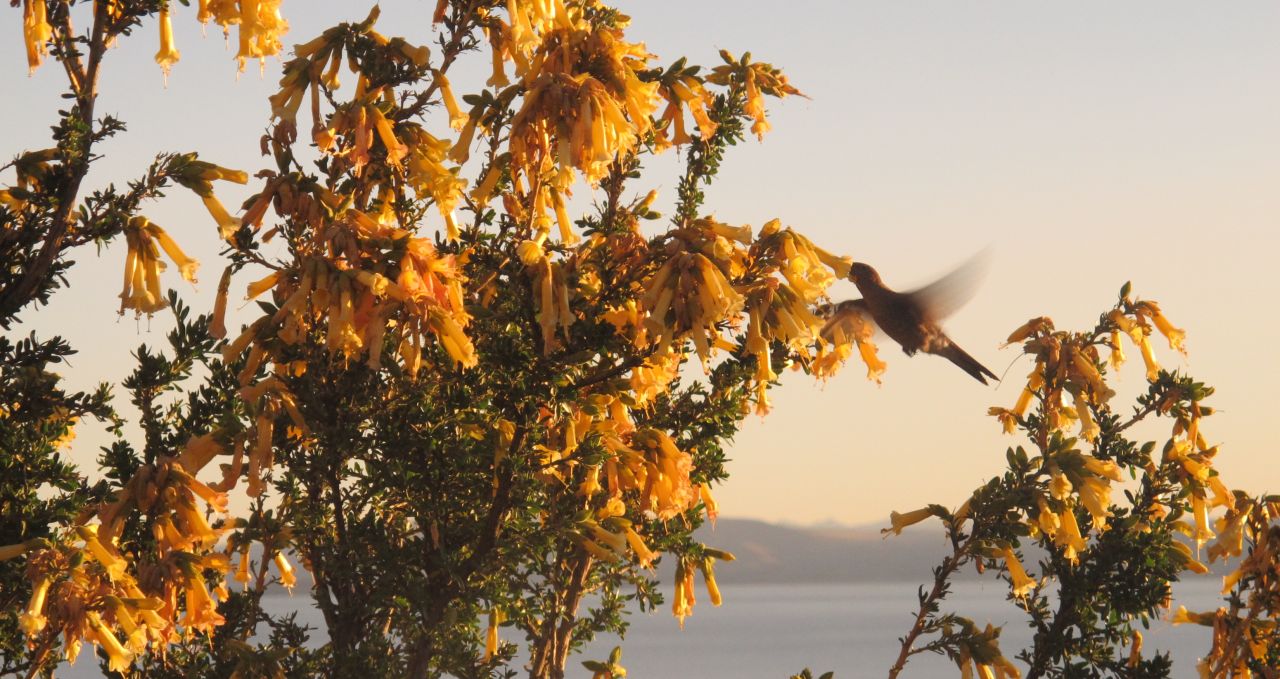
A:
2;1;875;676
886;285;1280;679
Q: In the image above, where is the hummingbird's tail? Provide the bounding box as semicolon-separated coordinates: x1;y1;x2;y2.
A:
937;342;998;385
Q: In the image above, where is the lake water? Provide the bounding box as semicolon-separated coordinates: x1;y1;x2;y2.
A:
57;579;1226;677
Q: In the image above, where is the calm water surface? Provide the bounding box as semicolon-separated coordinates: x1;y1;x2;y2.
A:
58;579;1225;678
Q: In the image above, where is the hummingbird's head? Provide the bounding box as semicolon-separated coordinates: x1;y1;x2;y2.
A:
848;262;881;287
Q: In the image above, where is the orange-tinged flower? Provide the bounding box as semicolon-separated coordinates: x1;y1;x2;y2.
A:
23;0;53;74
1137;301;1186;354
671;558;696;627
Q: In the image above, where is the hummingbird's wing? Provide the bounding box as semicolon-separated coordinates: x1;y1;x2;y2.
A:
818;298;873;341
905;250;990;322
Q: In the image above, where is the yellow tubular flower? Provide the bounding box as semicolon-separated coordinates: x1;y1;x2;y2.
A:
369;105;408;165
699;483;719;524
1128;630;1143;668
622;527;657;568
1138;334;1160;381
0;541;33;561
23;0;53;74
1191;494;1215;545
988;408;1018;435
146;221;199;283
75;525;126;580
1076;476;1112;530
19;574;51;635
672;558;697;627
698;557;723;607
1108;330;1125;369
1082;456;1123;481
1139;301;1186;354
273;551;297;590
245;271;281;300
234;547;252;586
884;507;935;535
210;267;233;339
486;23;510;87
856;337;887;383
1171;605;1216;626
1071;390;1100;442
1055;507;1087;564
1000;547;1035;599
436;72;468;131
1049;471;1072;501
483;608;505;661
155;7;181;81
1004;316;1053;346
203;194;241;241
1170;540;1210;575
87;612;134;673
1036;497;1060;539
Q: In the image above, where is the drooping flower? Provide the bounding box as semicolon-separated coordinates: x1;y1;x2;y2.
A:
1000;547;1035;599
154;7;181;82
22;0;53;74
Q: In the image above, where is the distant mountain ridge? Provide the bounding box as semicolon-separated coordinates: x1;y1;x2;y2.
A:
674;517;955;584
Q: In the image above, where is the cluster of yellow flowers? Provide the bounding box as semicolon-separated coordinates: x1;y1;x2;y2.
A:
170;157;250;242
1173;495;1280;676
1;456;241;671
951;619;1022;679
113;157;247;317
990;296;1186;440
118;216;200;316
11;0;849;662
706;49;804;139
221;194;477;371
21;1;287;77
509;18;659;188
197;0;289;73
20;0;52;75
887;296;1276;678
671;550;734;627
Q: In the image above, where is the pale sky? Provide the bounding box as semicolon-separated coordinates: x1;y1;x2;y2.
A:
5;2;1278;526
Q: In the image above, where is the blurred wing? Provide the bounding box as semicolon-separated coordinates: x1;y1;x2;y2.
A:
819;298;874;341
906;249;990;322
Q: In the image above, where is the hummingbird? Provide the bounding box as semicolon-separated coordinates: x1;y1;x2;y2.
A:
822;258;998;385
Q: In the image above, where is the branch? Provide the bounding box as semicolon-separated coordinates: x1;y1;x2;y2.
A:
888;542;966;679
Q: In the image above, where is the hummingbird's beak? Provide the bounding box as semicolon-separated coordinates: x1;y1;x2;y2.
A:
847;263;865;284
